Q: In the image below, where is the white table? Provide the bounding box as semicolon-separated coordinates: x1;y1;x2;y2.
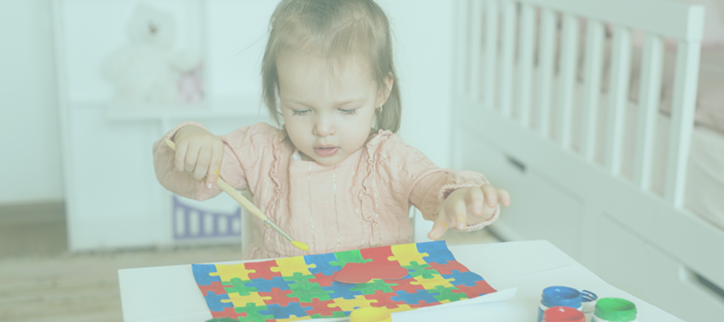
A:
118;240;682;321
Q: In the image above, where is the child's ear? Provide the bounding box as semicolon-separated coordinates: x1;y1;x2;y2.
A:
377;74;394;105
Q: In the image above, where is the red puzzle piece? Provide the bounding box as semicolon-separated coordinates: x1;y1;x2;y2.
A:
302;298;343;317
452;280;497;298
259;288;296;307
364;290;401;308
360;245;399;265
428;260;470;275
199;281;227;296
310;273;336;287
389;278;425;292
245;261;282;279
334;262;408;284
211;306;247;319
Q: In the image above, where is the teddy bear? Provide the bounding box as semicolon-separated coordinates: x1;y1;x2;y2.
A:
102;3;202;106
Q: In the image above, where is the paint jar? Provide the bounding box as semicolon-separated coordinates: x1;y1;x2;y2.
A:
542;306;586;322
592;297;637;322
579;289;599;321
537;286;582;322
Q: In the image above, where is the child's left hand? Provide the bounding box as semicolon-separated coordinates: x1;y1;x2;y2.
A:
427;184;511;240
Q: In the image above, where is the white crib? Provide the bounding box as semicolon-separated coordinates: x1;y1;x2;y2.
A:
451;0;724;320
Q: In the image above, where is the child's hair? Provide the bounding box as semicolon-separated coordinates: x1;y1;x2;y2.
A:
262;0;401;133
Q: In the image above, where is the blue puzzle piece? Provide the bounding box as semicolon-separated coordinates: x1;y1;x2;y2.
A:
417;241;456;265
193;264;222;286
259;302;312;319
391;289;440;306
322;282;364;299
203;291;233;312
244;276;294;292
304;253;342;275
442;270;485;287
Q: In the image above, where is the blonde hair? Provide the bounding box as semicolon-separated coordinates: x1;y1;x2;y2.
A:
262;0;401;133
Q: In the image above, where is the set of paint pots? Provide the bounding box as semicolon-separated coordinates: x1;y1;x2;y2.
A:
538;286;637;322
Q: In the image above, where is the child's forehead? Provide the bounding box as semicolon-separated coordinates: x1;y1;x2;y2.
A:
277;53;376;91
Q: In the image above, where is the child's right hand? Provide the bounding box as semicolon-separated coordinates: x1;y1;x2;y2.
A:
172;126;224;189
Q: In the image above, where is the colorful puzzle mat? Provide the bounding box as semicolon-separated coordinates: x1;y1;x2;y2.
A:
192;241;497;321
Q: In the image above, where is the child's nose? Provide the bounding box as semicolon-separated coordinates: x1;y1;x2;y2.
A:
313;116;335;137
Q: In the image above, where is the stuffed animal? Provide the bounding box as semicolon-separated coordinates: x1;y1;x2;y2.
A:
102;4;201;106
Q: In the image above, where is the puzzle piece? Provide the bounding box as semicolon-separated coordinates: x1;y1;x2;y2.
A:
301;298;343;317
385;304;415;313
329;295;379;312
244;276;293;292
389;243;429;266
205;317;240;322
304;253;342;276
410;274;455;289
430;285;467;302
442;270;485;287
330;249;372;268
390;289;440;307
271;256;315;277
309;272;336;287
259;302;311;320
428;260;470;275
404;261;440;279
350;279;397;295
204;291;234;312
276;316;312;322
193;264;222;285
287;277;331;302
245;261;282;279
210;307;248;320
224;291;271;307
259;288;296;307
199;281;227;296
222;278;258;296
417;241;455;265
388;277;425;292
234;303;274;322
209;263;257;282
282;272;315;284
452;280;497;298
360;245;399;265
363;289;401;308
323;281;364;299
310;312;348;318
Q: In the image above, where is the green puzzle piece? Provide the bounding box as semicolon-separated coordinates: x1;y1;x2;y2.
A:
330;249;371;267
350;279;397;295
312;311;349;318
404;261;440;279
223;278;258;296
286;274;331;302
234;303;274;322
283;272;315;284
431;285;468;302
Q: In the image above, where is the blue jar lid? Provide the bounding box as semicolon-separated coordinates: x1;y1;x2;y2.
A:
541;286;582;308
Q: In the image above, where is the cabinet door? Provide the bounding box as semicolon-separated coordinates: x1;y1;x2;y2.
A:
593;214;724;321
454;128;584;259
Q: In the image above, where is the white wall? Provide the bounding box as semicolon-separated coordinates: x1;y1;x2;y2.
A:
0;0;454;207
0;0;64;205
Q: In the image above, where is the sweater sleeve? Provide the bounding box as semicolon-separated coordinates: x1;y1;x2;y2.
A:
151;122;272;201
377;135;499;231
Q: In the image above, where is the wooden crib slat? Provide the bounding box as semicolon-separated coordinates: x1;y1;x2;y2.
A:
499;1;517;117
581;20;605;161
604;26;632;174
469;0;483;101
456;0;471;96
557;14;579;149
633;34;663;190
666;40;701;208
536;9;556;137
517;3;536;128
484;0;499;109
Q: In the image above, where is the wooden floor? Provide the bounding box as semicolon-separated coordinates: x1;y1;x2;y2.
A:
0;202;498;322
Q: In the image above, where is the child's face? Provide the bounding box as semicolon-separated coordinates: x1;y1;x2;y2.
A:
278;54;387;166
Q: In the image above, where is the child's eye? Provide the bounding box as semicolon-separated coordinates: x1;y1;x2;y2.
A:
340;109;357;115
292;109;310;116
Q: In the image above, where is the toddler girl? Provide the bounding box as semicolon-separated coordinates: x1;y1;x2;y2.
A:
153;0;510;260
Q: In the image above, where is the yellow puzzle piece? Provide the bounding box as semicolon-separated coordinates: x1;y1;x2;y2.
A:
270;256;316;277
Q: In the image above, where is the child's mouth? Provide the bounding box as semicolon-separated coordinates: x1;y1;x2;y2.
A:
314;147;338;157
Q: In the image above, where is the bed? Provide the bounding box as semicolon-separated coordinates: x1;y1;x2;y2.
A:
449;0;724;320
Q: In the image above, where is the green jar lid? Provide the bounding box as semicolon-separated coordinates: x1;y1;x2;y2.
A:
594;298;637;321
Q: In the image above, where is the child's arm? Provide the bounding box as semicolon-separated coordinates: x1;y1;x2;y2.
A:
152;122;256;201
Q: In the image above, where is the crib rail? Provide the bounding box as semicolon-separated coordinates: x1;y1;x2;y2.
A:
456;0;704;208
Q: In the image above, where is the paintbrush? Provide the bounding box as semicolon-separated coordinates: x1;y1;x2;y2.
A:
164;139;309;252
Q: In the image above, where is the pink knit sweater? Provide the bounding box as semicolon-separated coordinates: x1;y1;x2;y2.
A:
152;122;498;259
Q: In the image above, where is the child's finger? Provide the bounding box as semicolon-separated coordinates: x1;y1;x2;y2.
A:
185;142;202;174
206;143;224;188
427;209;450;240
447;198;466;230
498;188;511;206
466;187;485;217
174;141;188;173
482;184;498;208
193;145;213;181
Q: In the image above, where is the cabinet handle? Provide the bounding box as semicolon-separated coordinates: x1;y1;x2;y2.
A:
506;155;526;173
